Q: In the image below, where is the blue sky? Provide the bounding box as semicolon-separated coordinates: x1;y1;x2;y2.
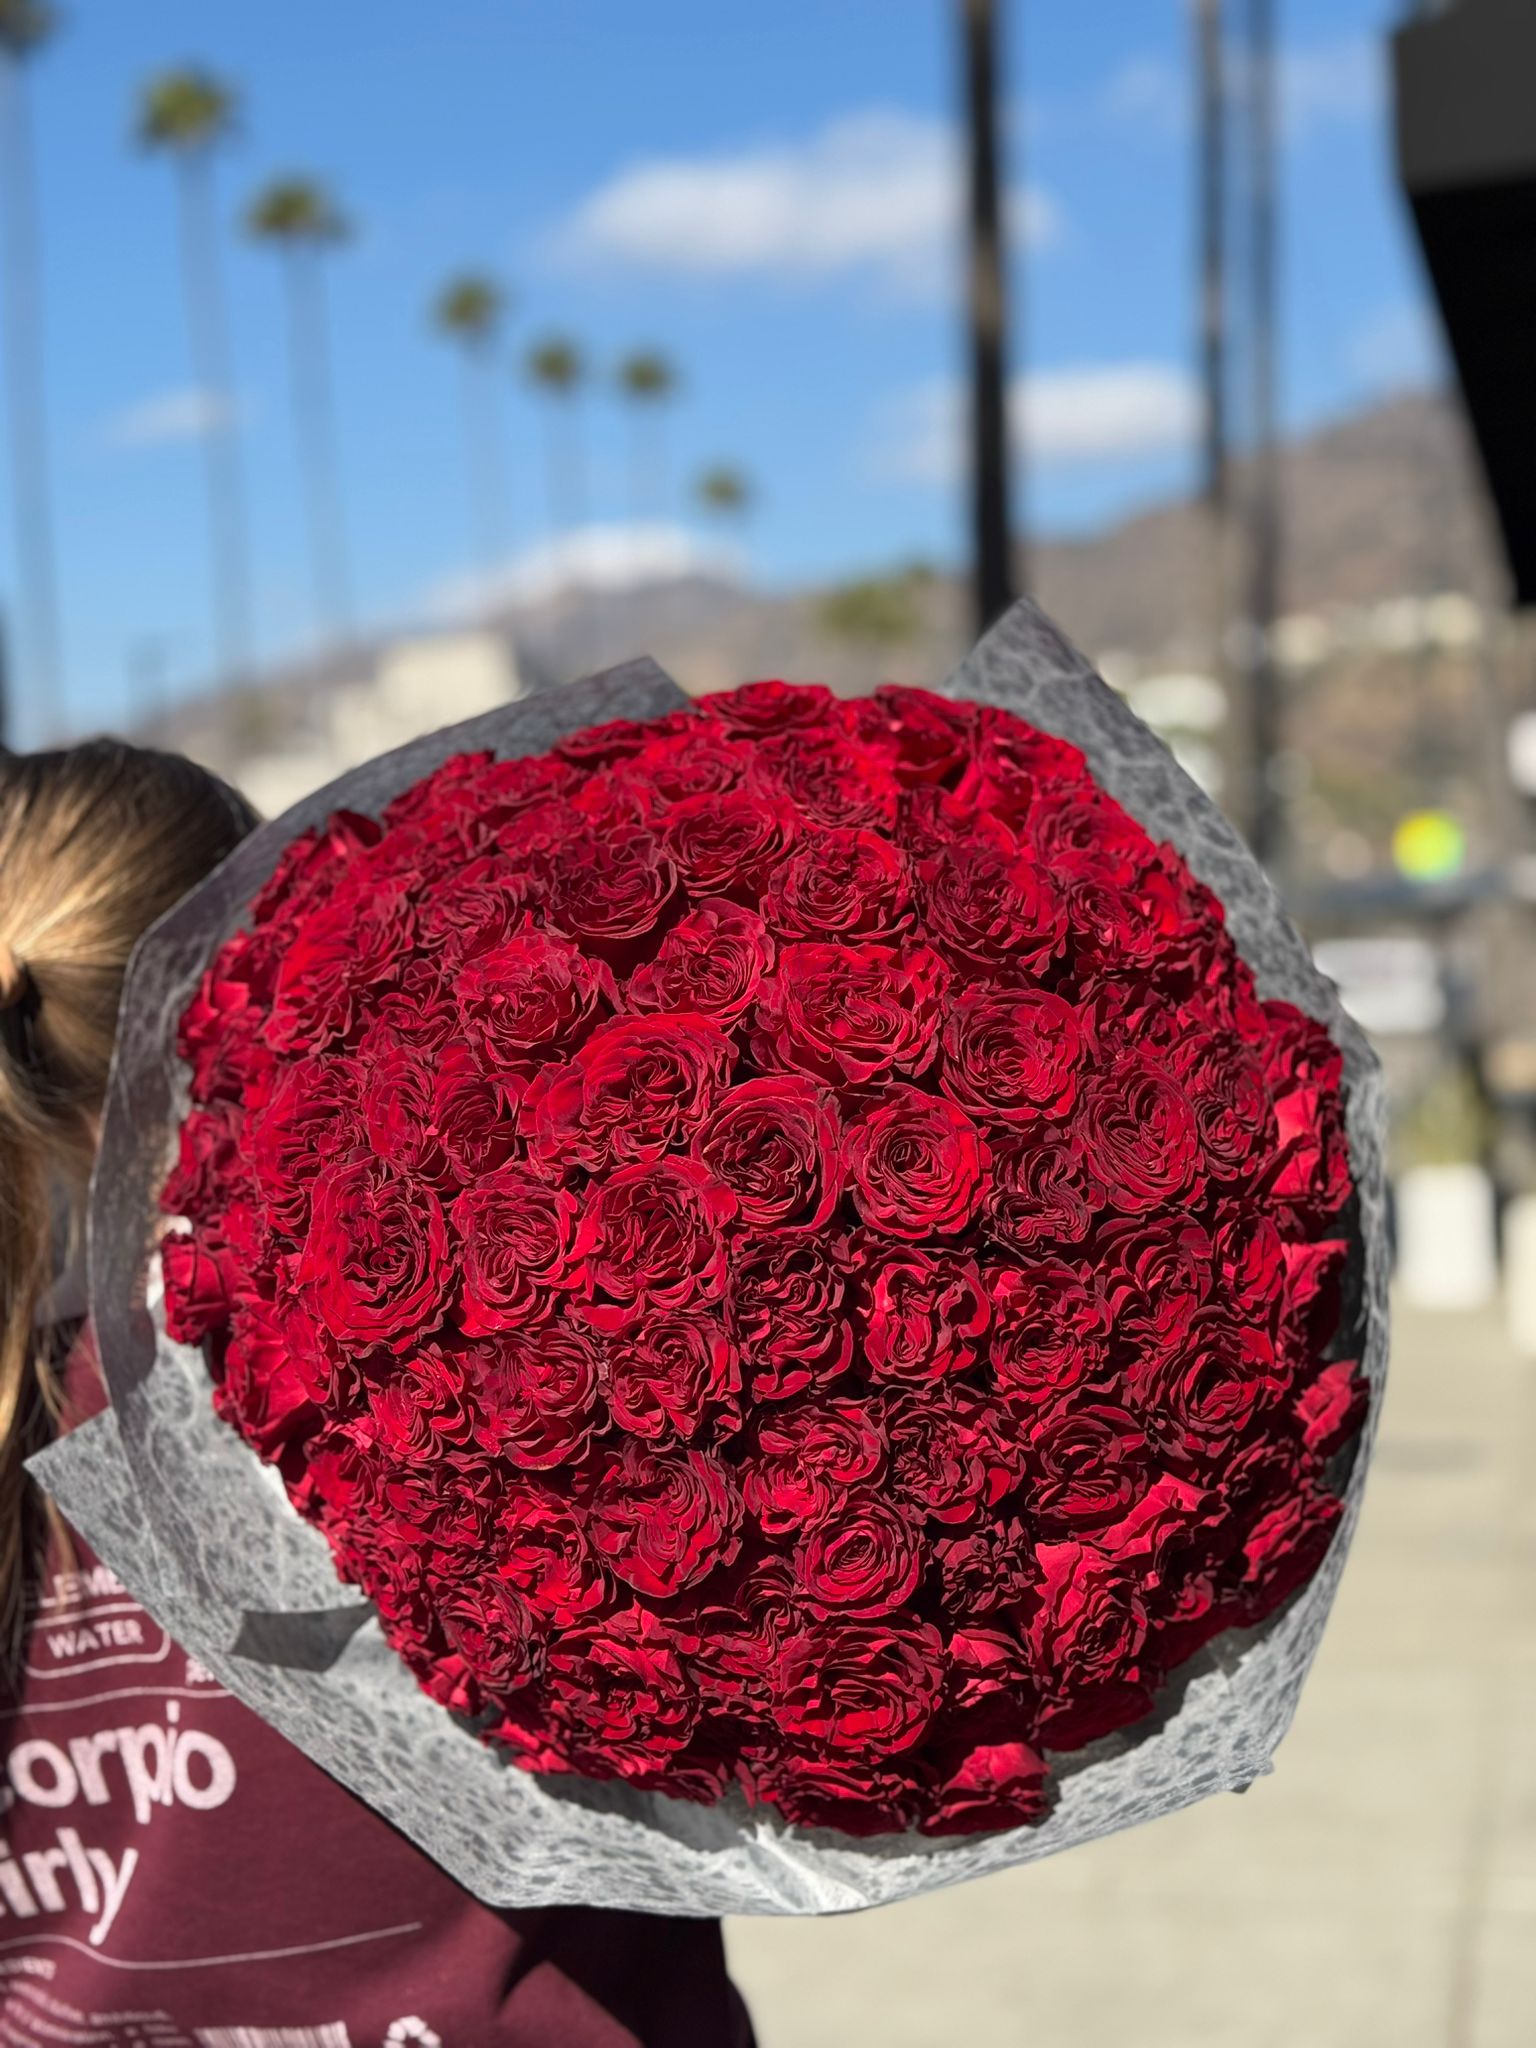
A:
8;0;1435;742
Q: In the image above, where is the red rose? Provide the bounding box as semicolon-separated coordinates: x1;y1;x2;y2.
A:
1170;1030;1277;1182
988;1261;1111;1408
693;1075;843;1229
1027;1540;1150;1738
954;705;1089;820
1127;1309;1287;1464
266;883;413;1054
416;852;532;965
438;1578;542;1701
741;1397;887;1535
754;728;902;832
749;1753;916;1837
626;720;751;805
574;1157;736;1312
521;1012;733;1173
888;1385;1025;1526
1231;1482;1342;1622
765;828;915;940
1080;1057;1202;1213
792;1490;924;1617
940;985;1083;1127
1259;1003;1352;1221
771;1617;945;1759
858;1249;989;1383
296;1156;450;1353
457;921;612;1074
923;1741;1050;1836
855;684;975;788
550;826;677;951
587;1442;743;1598
162;1102;248;1224
624;899;774;1027
726;1234;854;1401
452;1166;579;1335
434;1042;521;1182
360;1344;473;1460
917;836;1065;972
599;1309;740;1442
845;1088;990;1238
984;1130;1098;1254
462;1325;601;1469
662;787;799;898
546;1606;699;1774
752;940;949;1088
701;677;838;736
1295;1358;1366;1457
161;1229;232;1344
1027;1402;1148;1533
496;1483;608;1624
246;1056;366;1228
684;1555;801;1710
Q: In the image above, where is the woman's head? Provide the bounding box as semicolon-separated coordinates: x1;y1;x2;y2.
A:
0;739;254;1662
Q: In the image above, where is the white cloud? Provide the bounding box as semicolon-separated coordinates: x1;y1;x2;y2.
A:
429;522;745;616
1348;301;1443;393
877;363;1200;485
105;386;236;450
550;110;1058;293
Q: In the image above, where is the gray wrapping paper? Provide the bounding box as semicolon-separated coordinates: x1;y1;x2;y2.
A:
33;602;1387;1916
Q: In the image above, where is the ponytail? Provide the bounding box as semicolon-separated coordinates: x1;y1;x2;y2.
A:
0;741;253;1678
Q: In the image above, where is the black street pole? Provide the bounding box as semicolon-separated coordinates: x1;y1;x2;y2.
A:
1246;0;1283;868
962;0;1016;634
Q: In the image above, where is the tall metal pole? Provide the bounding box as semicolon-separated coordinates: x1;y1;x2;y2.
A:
1245;0;1283;868
962;0;1016;633
1196;0;1228;518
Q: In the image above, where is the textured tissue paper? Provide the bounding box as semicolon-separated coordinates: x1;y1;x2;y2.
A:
32;599;1388;1916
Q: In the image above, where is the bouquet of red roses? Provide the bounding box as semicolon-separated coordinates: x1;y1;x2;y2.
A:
40;601;1385;1913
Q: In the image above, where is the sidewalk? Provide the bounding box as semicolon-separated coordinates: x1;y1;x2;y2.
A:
725;1300;1536;2048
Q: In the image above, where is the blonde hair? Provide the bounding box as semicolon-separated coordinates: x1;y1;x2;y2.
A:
0;740;252;1677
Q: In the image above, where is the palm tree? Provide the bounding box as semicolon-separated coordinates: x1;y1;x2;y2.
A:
695;465;751;521
137;65;252;687
246;175;353;642
434;272;510;586
525;335;587;538
960;0;1016;629
0;0;63;730
616;348;677;527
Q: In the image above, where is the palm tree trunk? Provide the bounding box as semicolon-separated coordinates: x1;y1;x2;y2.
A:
962;0;1016;631
282;248;352;643
541;395;587;537
460;350;508;587
176;153;253;687
0;54;63;733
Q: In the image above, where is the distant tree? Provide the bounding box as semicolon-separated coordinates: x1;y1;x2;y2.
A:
434;272;510;584
525;335;587;537
138;65;253;684
247;175;353;641
616;348;677;527
818;571;925;651
0;0;63;728
695;464;751;521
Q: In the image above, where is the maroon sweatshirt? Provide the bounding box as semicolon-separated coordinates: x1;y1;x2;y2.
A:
0;1340;754;2048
